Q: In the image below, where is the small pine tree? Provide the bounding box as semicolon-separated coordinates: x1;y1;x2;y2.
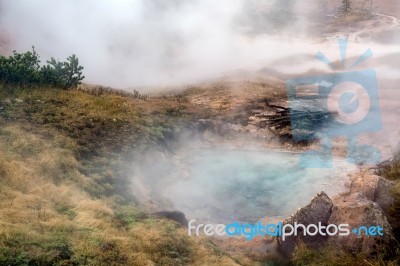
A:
0;46;41;86
45;55;85;89
0;47;85;89
342;0;352;12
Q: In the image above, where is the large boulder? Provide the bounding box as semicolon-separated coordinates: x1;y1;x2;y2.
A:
328;192;392;256
277;191;333;258
349;173;394;213
276;181;393;259
152;211;188;227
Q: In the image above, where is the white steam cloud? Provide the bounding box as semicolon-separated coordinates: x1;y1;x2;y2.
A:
0;0;319;88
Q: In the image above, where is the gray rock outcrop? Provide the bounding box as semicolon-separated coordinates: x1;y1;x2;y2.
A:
328;192;392;256
277;172;394;258
277;191;333;258
349;173;394;213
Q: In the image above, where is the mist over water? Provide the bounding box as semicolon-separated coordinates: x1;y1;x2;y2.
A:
133;148;357;223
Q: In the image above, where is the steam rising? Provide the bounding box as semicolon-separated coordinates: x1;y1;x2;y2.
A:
0;0;321;88
0;0;239;87
1;1;399;89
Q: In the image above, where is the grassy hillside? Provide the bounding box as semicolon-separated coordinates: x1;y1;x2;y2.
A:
3;81;399;265
0;85;239;265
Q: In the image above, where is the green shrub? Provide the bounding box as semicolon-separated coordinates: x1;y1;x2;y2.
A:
341;0;352;12
42;55;85;89
0;48;41;86
0;47;84;89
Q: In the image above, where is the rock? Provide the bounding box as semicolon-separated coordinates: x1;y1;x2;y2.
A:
329;192;392;256
350;173;394;213
276;174;394;259
375;177;394;213
350;173;379;200
277;191;333;258
195;119;215;133
152;211;188;227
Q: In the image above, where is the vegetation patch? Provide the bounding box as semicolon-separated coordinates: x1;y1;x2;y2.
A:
0;47;84;89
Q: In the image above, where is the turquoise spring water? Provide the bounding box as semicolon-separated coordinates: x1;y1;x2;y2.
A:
163;149;356;223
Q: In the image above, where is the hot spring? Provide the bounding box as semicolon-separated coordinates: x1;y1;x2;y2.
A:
137;148;357;224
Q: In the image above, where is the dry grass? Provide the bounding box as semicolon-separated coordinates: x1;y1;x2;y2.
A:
0;83;253;265
293;243;359;266
0;86;198;204
292;242;400;266
0;79;288;264
0;122;238;265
